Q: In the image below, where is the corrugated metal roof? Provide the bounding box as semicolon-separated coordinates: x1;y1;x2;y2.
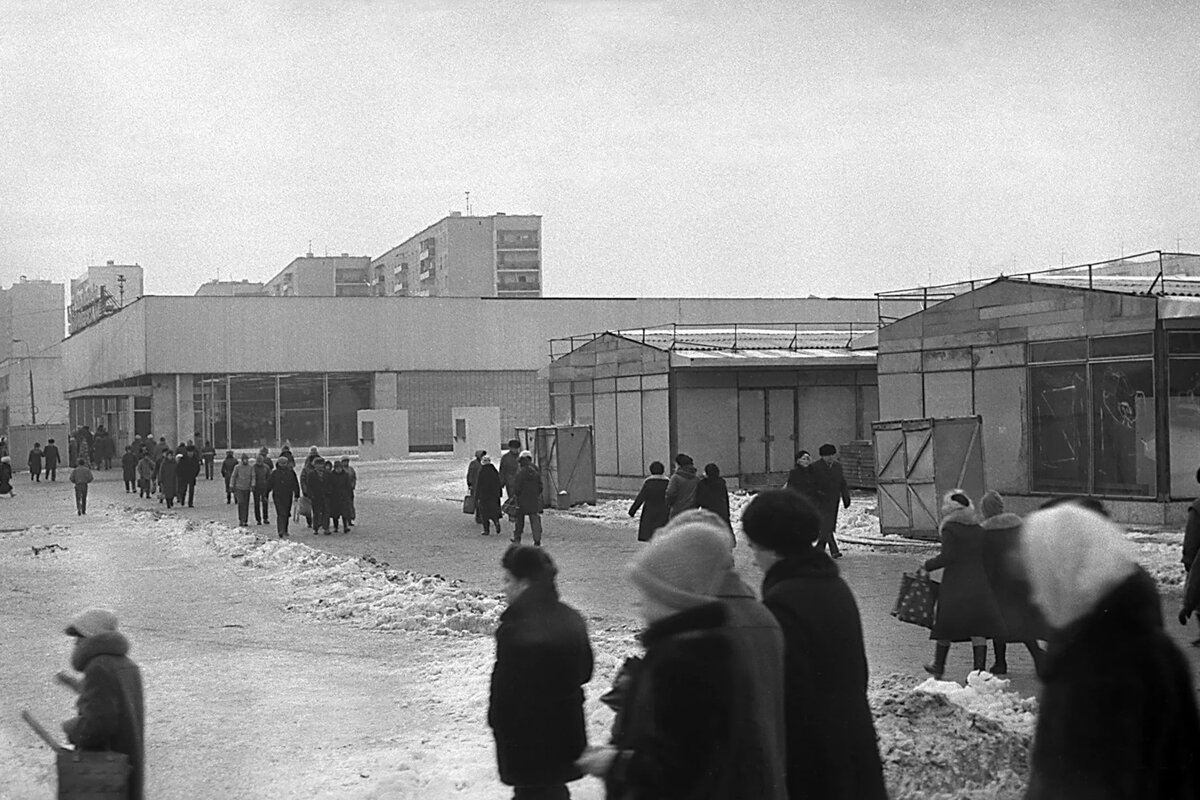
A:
670;348;875;367
617;327;865;351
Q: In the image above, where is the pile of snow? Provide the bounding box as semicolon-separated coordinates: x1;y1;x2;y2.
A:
146;513;505;635
871;673;1033;799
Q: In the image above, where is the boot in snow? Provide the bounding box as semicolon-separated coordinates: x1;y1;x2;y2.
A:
924;643;950;679
972;644;988;672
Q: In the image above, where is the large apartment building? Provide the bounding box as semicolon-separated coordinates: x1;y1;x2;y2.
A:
0;277;67;428
371;213;541;298
263;253;372;297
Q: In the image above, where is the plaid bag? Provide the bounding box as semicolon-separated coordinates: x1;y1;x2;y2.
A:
891;571;940;629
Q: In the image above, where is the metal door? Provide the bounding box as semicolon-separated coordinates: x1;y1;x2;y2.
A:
738;389;767;475
767;389;797;475
903;421;939;533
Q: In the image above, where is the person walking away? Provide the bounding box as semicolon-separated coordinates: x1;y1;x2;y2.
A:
664;453;700;519
201;440;216;479
340;456;357;526
69;459;94;515
28;442;43;482
136;450;155;499
1182;468;1200;647
499;439;523;502
220;450;237;505
919;491;1005;680
59;609;145;800
489;545;594;799
811;443;851;558
979;490;1047;675
511;451;543;546
475;455;503;536
740;489;887;800
627;461;670;542
467;449;485;500
695;462;732;531
0;455;14;497
178;443;200;507
43;438;60;481
327;459;353;533
784;450;820;506
252;454;272;525
157;454;180;510
266;456;300;538
230;453;255;527
1022;504;1200;799
121;446;138;493
578;519;777;799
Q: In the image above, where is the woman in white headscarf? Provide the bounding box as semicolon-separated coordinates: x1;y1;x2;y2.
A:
1021;502;1200;799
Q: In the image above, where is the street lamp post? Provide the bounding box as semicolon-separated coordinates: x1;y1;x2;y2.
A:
12;339;36;425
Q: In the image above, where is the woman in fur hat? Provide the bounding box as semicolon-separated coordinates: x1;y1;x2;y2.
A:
1022;504;1200;799
918;490;1004;679
979;490;1047;676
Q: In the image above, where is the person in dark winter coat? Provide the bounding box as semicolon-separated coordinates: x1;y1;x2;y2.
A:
0;455;14;496
695;462;731;530
810;443;851;558
627;461;670;542
920;491;1005;679
664;453;700;519
230;454;256;527
579;521;777;800
499;439;523;501
301;456;329;534
266;457;301;538
489;546;593;798
467;449;485;496
59;609;145;800
177;444;201;507
157;454;179;509
28;443;43;481
120;446;138;492
327;460;354;533
512;451;544;546
201;440;216;479
1182;468;1200;647
979;490;1047;675
741;489;887;800
475;455;503;536
784;450;820;505
43;438;60;481
252;454;272;525
1022;504;1200;799
220;450;237;504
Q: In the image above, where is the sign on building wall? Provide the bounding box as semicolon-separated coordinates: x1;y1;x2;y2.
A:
67;285;119;335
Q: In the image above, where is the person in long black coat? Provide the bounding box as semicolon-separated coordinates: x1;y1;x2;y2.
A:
60;609;145;800
920;490;1004;679
784;450;820;506
810;444;851;558
157;455;179;509
695;463;731;529
512;453;544;546
266;458;301;538
43;438;60;481
28;443;43;482
0;456;14;496
474;456;503;536
741;489;887;800
628;461;669;542
327;461;354;533
177;445;201;507
978;490;1047;675
489;546;593;798
1022;504;1200;799
120;446;138;492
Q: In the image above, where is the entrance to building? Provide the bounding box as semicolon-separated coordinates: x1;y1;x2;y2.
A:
738;388;797;484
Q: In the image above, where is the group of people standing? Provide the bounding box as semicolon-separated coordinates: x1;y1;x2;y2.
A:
489;489;887;800
466;440;545;546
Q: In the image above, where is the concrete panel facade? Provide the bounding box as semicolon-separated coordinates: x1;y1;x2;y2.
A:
974;367;1027;494
924;371;973;418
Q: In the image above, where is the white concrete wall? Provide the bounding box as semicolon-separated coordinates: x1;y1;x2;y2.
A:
358;409;409;460
450;406;501;461
64;295;884;391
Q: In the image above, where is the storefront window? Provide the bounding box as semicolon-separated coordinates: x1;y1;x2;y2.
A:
327;374;371;446
1029;364;1090;493
280;374;324;448
1169;358;1200;497
1092;361;1155;496
229;375;276;448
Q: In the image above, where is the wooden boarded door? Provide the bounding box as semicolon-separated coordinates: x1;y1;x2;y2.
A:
903;420;939;536
874;421;908;534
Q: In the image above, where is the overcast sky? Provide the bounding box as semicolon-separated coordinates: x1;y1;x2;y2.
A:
3;1;1198;298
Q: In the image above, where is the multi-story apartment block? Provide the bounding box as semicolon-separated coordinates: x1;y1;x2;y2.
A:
194;279;266;297
263;253;372;297
0;277;67;428
69;261;144;335
371;213;541;298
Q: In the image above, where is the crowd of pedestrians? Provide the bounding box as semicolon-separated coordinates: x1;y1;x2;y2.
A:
466;441;545;545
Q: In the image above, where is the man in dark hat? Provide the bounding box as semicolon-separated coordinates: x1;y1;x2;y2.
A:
811;443;851;558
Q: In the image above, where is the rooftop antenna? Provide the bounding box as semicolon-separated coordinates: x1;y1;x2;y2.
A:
465;191;472;216
306;240;314;258
116;273;126;307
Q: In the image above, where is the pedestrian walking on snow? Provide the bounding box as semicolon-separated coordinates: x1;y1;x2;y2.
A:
811;443;851;558
27;443;43;482
499;439;523;502
475;455;503;536
201;440;216;480
43;438;60;481
664;453;699;519
695;462;732;530
59;608;145;800
979;490;1047;675
511;451;543;546
327;459;353;533
302;456;330;534
784;450;820;507
121;446;138;493
252;454;272;525
919;491;1005;680
267;456;301;537
136;451;155;498
1023;504;1200;799
489;546;593;800
340;456;357;525
220;450;237;504
467;449;485;497
628;461;669;542
157;454;180;509
0;455;14;497
178;444;201;507
230;453;256;527
69;459;94;514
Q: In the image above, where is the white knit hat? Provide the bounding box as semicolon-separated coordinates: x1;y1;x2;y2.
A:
627;511;732;612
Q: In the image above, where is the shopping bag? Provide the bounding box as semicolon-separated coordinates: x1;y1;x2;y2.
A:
891;572;940;629
502;497;518;519
22;709;131;799
462;494;476;515
296;496;313;517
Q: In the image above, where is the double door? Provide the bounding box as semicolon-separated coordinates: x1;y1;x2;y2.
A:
738;388;797;480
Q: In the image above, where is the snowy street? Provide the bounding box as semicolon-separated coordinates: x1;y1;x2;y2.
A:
3;455;1199;799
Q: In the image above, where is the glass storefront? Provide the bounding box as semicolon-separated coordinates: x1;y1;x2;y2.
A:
1168;333;1200;497
194;373;372;449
